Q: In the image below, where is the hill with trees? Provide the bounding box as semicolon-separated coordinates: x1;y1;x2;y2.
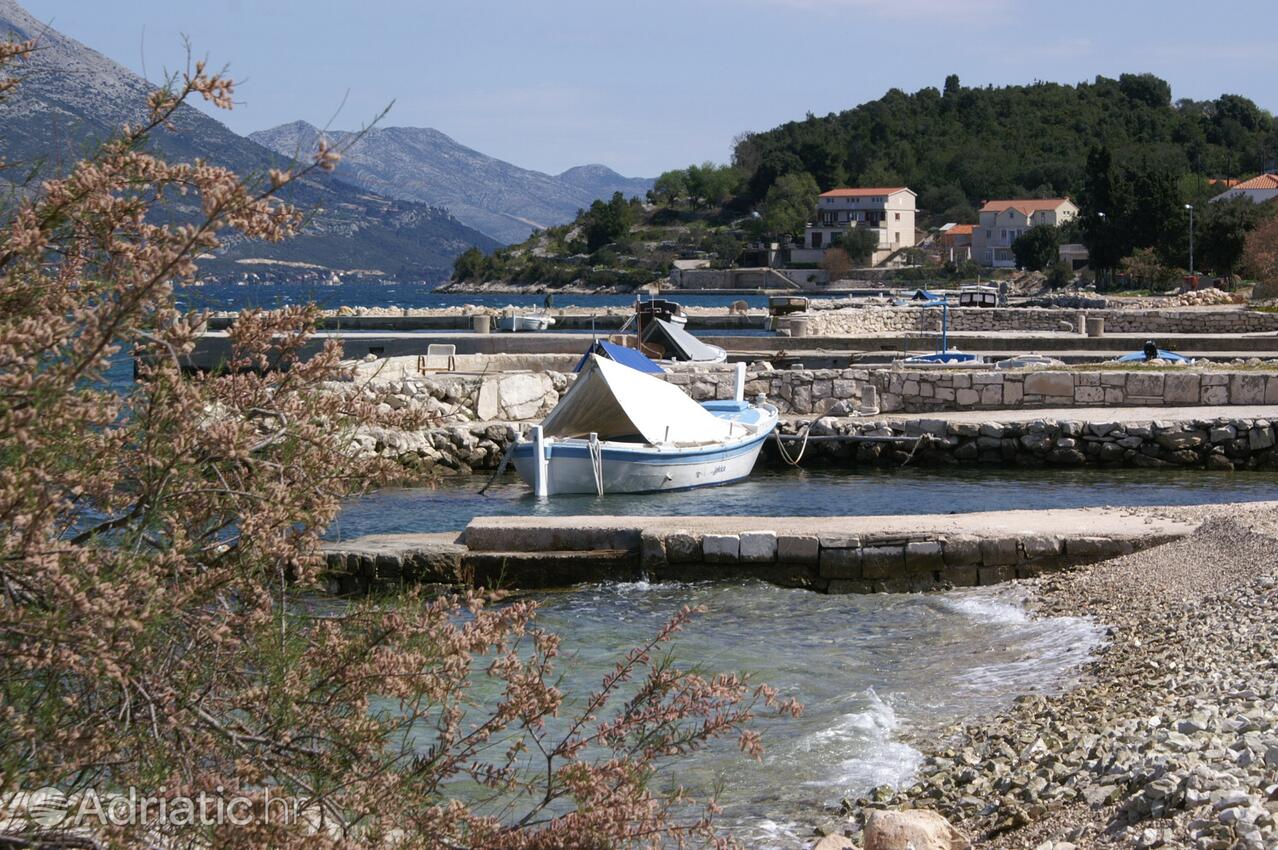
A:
732;73;1275;221
451;74;1278;290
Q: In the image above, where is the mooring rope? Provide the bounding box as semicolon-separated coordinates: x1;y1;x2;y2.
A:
478;446;514;496
774;425;811;467
898;434;929;467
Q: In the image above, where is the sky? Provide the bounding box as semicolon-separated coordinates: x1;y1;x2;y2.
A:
18;0;1278;178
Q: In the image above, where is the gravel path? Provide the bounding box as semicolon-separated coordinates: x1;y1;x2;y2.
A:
838;503;1278;849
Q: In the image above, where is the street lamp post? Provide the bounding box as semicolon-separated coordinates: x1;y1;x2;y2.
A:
1096;211;1107;289
1185;204;1195;277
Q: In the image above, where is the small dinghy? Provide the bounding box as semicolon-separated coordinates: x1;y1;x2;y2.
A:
511;355;777;496
497;310;555;332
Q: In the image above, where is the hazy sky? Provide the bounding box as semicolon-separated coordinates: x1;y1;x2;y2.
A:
18;0;1278;177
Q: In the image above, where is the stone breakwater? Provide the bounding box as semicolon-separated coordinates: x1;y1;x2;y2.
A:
342;413;1278;477
339;362;1278;424
804;306;1278;337
830;507;1278;850
739;367;1278;416
775;414;1278;471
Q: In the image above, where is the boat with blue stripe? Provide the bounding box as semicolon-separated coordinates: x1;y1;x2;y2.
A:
510;353;778;496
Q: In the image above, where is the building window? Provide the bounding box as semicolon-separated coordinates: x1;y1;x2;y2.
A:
812;232;823;248
986;230;992;238
894;212;900;221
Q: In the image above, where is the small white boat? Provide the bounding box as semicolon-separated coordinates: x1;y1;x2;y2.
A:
511;355;777;496
497;311;555;332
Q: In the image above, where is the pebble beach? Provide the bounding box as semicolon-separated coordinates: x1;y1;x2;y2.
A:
837;504;1278;849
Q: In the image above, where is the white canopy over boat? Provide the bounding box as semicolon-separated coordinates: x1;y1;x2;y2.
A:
540;354;734;444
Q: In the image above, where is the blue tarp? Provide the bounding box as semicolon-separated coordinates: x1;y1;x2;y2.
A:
1116;349;1191;363
911;289;945;302
574;340;665;374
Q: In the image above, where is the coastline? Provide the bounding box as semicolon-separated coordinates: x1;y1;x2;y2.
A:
836;503;1278;849
434;279;640;295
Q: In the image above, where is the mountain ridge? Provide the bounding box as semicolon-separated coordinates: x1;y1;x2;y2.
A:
0;0;499;283
250;120;653;244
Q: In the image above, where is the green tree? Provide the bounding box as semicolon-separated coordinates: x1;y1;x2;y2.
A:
1198;196;1269;275
1046;259;1075;289
650;169;688;205
582;191;636;252
702;232;743;268
762;172;819;239
1012;224;1060;271
839;226;880;266
452;246;487;281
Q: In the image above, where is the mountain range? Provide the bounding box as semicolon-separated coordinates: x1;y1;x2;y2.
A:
249;121;653;244
0;0;647;282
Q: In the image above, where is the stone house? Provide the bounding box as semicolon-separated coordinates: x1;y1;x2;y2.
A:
791;187;917;267
972;198;1079;268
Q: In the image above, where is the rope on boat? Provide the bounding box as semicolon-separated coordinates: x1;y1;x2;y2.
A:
588;434;605;496
478;447;514;496
774;425;811;467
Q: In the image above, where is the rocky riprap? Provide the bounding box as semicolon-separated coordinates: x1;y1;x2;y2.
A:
835;512;1278;849
773;416;1278;471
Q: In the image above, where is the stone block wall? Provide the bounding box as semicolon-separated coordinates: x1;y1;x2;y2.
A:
867;369;1278;413
643;528;1149;594
771;415;1278;472
670;366;1278;415
805;306;1278;337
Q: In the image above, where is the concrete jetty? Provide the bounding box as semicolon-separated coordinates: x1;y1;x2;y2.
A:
321;504;1209;595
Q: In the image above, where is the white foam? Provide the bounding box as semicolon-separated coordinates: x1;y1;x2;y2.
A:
794;691;924;793
934;590;1030;624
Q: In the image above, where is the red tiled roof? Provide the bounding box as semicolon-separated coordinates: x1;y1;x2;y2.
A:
946;224;975;235
820;187;911;198
1232;174;1278;191
979;198;1074;215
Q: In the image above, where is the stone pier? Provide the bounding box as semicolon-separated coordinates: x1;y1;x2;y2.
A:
322;505;1209;595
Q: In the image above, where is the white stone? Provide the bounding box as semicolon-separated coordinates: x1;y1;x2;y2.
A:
701;534;741;563
739;531;778;563
864;809;964;850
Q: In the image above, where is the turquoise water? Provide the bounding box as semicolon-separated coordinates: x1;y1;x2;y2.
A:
329;465;1265;845
509;580;1099;847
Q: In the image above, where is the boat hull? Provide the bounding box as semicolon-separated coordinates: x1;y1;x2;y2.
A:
510;430;771;495
498;315;554;332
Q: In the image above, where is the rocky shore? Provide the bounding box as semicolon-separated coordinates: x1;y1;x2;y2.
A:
832;505;1278;849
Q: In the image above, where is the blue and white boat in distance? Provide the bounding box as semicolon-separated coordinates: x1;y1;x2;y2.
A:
511;354;779;496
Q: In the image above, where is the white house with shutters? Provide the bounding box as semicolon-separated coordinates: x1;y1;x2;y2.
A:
972;198;1079;268
791;187;917;266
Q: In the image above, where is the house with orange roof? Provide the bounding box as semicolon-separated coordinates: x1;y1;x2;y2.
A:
1210;174;1278;205
938;223;974;263
791;186;917;266
972;198;1079;268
